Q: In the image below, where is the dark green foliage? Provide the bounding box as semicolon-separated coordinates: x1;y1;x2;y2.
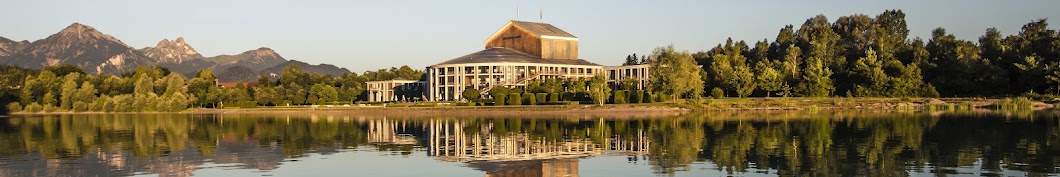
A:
494;93;507;106
6;102;21;113
631;90;644;104
612;90;628;104
548;93;560;103
679;11;1060;98
711;87;725;98
561;92;576;101
523;93;536;105
507;93;522;105
23;102;41;113
462;88;481;102
42;64;84;77
536;93;547;104
229;101;258;108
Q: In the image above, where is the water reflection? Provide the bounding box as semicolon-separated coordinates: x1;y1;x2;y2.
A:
0;111;1056;176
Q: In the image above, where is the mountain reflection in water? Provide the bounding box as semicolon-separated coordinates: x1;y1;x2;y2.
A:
0;111;1057;177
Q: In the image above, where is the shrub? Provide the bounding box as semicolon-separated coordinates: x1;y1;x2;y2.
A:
230;101;259;108
523;93;536;105
462;88;481;102
548;93;560;102
72;102;90;112
41;104;56;113
561;92;576;101
711;87;725;98
508;93;522;105
992;97;1034;111
91;95;109;112
494;94;507;106
23;103;41;113
536;93;547;105
654;93;671;102
613;90;628;104
630;90;644;104
575;92;589;102
643;92;654;103
6;102;21;113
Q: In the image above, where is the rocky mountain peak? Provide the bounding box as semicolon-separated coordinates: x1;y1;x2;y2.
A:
250;47;278;56
0;22;152;74
54;23;126;47
142;37;202;63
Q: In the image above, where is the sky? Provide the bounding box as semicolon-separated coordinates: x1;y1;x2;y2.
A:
2;0;1058;73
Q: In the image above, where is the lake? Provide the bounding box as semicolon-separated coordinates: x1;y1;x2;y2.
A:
0;111;1057;177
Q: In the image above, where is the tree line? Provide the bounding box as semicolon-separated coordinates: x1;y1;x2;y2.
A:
0;64;426;113
648;10;1060;99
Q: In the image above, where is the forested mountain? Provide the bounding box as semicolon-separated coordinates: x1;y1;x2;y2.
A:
260;60;351;79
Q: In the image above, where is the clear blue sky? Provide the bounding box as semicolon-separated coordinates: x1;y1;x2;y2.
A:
2;0;1058;73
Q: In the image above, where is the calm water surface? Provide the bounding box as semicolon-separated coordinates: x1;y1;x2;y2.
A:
0;111;1058;177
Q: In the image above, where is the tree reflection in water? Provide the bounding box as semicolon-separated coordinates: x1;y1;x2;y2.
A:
0;111;1056;176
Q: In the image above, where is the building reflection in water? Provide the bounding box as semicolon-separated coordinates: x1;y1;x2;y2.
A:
365;118;651;177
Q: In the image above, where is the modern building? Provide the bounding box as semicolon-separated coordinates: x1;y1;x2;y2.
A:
366;80;426;102
604;64;651;90
425;21;607;102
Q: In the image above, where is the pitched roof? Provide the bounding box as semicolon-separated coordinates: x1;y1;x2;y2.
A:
510;21;576;38
430;48;600;67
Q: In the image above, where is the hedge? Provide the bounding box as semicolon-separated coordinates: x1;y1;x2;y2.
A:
612;90;628;104
229;101;259;108
523;93;536;105
561;92;575;101
548;93;560;102
507;93;522;105
535;93;547;105
630;90;644;103
494;94;507;106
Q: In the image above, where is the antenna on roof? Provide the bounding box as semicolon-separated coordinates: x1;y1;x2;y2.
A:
539;8;543;21
515;0;520;19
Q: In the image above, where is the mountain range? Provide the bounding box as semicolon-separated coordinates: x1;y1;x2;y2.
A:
0;23;350;82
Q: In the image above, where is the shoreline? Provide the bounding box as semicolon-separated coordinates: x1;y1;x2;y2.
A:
8;97;1055;117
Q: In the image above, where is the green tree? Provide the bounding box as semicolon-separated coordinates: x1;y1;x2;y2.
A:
286;83;306;105
797;58;834;97
853;49;887;96
731;65;756;97
59;73;80;110
650;45;704;101
623;54;640;66
308;84;338;105
620;78;638;90
74;81;97;105
462;88;481;102
754;61;783;97
588;74;612;106
254;86;279;105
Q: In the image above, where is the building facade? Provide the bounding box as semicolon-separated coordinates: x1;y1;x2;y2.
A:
366;80;426;102
604;64;651;90
425;21;608;102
